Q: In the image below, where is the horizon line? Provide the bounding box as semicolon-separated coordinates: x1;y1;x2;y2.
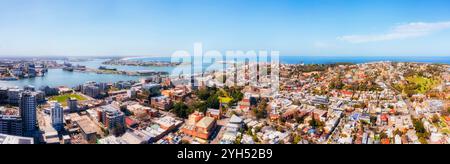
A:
1;54;450;58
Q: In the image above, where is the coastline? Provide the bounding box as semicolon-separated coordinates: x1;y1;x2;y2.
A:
1;57;449;89
115;55;450;65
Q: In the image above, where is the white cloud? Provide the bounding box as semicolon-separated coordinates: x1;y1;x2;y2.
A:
338;21;450;43
313;41;330;48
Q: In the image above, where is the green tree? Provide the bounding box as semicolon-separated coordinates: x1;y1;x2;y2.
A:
235;135;242;144
329;80;336;89
254;126;262;133
379;131;388;139
419;137;428;144
191;101;207;114
206;93;221;109
253;99;268;120
197;88;211;100
413;118;426;134
309;117;324;129
413;118;430;139
293;134;302;144
227;87;244;105
393;129;403;136
252;134;259;143
246;129;253;136
294;115;304;124
173;102;189;118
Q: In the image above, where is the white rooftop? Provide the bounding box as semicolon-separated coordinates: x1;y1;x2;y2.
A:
0;134;34;144
229;115;243;124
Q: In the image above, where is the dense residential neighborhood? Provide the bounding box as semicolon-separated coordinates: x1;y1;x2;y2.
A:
1;58;449;144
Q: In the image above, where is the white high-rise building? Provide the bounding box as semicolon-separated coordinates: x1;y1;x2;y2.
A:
20;91;37;136
50;101;64;131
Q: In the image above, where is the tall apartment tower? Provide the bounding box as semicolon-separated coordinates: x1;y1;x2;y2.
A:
20;91;37;136
100;105;125;135
0;115;23;136
67;98;78;113
50;101;64;131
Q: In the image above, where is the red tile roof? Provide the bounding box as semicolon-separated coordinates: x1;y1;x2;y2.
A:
125;117;137;126
341;91;353;96
381;138;390;144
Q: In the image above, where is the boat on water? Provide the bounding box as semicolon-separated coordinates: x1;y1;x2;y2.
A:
98;66;117;71
63;67;74;72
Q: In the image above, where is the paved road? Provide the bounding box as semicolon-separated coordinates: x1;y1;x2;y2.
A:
211;118;229;144
386;82;417;118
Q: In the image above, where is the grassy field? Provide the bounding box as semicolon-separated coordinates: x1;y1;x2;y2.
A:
218;88;233;104
219;96;233;104
406;76;438;94
49;94;87;106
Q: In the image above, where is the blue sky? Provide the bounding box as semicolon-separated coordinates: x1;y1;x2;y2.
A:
1;0;450;56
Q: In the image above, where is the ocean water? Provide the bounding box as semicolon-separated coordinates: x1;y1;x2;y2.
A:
279;56;450;65
126;55;450;65
1;56;449;88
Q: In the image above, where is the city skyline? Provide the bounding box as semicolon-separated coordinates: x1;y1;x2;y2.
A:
1;0;450;57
